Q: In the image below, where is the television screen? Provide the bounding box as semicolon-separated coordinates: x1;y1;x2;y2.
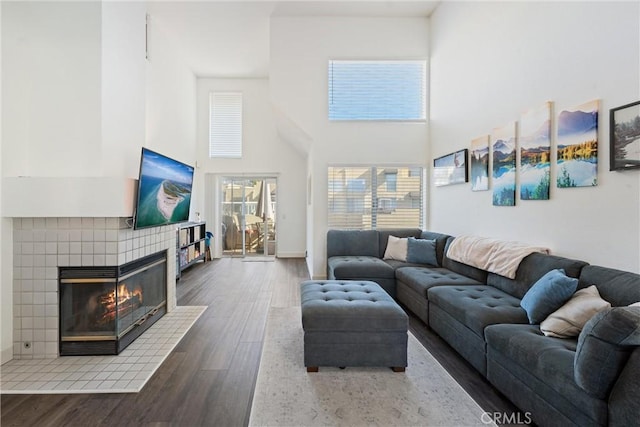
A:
133;148;194;230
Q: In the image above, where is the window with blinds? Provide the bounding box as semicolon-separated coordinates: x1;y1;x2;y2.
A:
328;166;425;230
209;92;242;158
328;60;427;121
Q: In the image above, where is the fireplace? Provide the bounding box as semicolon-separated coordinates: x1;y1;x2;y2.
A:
59;251;167;356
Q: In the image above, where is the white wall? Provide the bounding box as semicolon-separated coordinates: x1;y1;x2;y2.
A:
270;17;430;277
101;2;147;178
2;1;147;180
1;2;102;177
1;0;147;183
429;1;640;272
145;7;198;215
197;78;307;258
0;1;10;365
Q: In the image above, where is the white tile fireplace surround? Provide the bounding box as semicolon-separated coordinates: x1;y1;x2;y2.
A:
12;217;177;360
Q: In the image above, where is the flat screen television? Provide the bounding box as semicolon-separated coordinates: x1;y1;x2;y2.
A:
133;148;195;230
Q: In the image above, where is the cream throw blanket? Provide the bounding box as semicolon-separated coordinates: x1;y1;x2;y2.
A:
447;235;550;279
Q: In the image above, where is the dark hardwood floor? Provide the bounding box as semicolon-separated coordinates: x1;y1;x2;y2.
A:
2;257;523;426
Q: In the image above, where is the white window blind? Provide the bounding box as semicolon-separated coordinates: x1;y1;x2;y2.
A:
328;166;424;230
328;60;426;121
209;92;242;158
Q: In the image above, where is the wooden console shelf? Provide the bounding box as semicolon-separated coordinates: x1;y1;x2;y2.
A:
176;221;206;279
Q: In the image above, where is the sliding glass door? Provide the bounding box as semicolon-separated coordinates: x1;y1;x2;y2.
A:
221;177;277;257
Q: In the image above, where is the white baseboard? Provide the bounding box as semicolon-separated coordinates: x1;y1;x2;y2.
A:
276;252;306;258
1;346;14;365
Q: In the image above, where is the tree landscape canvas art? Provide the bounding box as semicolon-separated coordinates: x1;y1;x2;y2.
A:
492;123;516;206
610;100;640;171
471;135;489;191
557;100;599;187
520;102;551;200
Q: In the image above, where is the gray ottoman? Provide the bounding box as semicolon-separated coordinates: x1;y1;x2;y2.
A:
300;280;408;372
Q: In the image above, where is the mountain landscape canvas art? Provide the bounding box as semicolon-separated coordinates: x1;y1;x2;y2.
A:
520;102;551;200
492;123;516;206
471;135;490;191
557;100;599;187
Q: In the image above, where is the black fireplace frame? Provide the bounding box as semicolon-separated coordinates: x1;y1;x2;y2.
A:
59;251;167;356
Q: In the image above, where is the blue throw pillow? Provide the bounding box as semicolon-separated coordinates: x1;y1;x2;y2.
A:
520;269;578;324
406;237;438;266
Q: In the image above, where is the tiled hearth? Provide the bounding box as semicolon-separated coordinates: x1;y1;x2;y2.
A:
1;306;206;394
12;217;177;360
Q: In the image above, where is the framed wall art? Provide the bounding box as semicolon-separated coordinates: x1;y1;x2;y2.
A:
433;149;468;186
610;100;640;171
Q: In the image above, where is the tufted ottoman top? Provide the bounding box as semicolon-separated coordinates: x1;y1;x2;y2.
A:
300;280;408;333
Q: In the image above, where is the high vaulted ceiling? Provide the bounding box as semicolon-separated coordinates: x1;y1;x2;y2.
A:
147;1;439;77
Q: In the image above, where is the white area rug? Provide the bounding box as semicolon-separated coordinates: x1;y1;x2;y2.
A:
249;306;494;427
0;305;206;394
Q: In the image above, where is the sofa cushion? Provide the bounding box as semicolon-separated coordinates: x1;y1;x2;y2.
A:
540;285;611;338
520;269;578;324
383;235;408;261
419;231;451;266
487;252;587;299
427;285;528;337
326;230;379;258
442;238;489;283
485;324;606;425
327;256;396;280
578;265;640;307
608;348;640;426
396;267;482;298
406;237;438;266
383;259;427;270
574;306;640;399
377;229;422;259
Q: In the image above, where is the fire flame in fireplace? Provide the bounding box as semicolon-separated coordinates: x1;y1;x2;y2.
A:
98;283;143;324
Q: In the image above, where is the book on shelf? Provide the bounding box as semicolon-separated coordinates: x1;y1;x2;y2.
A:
179;229;189;247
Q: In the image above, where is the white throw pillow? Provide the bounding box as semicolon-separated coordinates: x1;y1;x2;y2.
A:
383;235;408;261
540;285;611;338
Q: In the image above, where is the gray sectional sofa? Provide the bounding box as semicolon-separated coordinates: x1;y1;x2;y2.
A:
326;228;640;427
